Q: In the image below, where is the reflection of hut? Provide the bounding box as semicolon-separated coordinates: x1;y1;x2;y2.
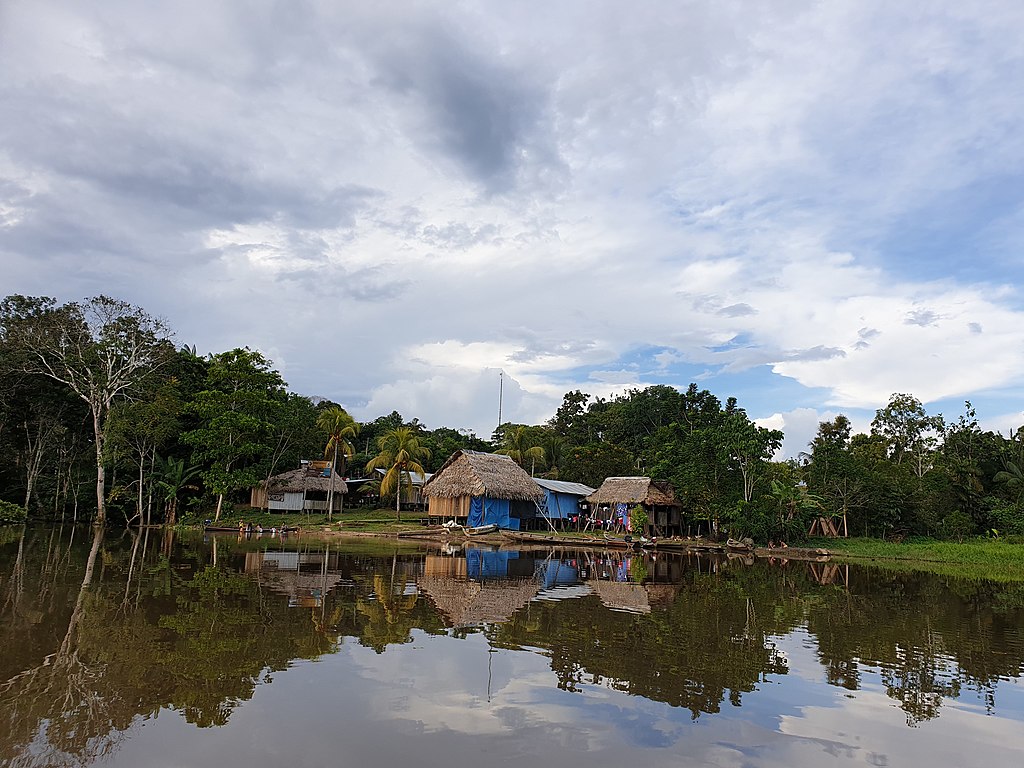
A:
533;478;595;530
250;463;348;513
587;580;651;614
417;576;540;627
644;583;679;609
422;450;543;529
585;477;681;536
244;551;347;607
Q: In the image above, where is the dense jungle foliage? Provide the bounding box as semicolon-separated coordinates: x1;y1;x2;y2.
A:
2;294;1023;541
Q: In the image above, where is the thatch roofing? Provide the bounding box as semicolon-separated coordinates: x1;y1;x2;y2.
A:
261;466;348;494
587;580;651;614
585;477;678;507
422;450;543;502
417;575;540;627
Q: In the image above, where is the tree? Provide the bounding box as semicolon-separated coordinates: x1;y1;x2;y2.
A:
722;413;783;503
0;295;172;525
365;427;430;521
154;455;201;527
496;424;546;475
183;348;286;522
871;393;943;477
316;406;359;520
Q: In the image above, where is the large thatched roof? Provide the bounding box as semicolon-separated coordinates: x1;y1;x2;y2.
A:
422;450;543;501
587;580;651;614
417;575;540;627
585;477;678;507
261;467;348;494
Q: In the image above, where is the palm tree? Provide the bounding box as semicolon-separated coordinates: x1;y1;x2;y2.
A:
995;461;1024;503
153;455;201;527
366;427;430;521
317;406;359;521
497;425;546;475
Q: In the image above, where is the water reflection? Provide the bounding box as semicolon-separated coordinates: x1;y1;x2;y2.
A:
1;526;1023;768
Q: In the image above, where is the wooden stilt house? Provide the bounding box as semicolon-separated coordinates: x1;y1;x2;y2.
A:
421;450;544;530
585;476;681;536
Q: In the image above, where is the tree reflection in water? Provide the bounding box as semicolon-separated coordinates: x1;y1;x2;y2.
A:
0;529;1022;766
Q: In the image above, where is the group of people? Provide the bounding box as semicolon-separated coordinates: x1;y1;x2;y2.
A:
237;521;279;535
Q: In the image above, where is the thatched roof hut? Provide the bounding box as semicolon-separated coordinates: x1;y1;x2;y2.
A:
250;466;348;512
423;450;543;501
585;477;681;536
585;477;678;506
422;450;543;528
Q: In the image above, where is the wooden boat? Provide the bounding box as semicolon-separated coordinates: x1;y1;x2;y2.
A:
462;524;499;536
727;538;753;552
501;530;566;545
601;534;642;550
397;527;449;538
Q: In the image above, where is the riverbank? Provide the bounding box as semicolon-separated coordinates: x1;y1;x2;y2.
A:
809;536;1024;582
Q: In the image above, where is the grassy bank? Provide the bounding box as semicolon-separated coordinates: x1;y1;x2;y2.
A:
811;536;1024;582
187;507;423;534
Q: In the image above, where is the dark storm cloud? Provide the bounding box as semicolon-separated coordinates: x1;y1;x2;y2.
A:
0;86;376;233
369;24;552;191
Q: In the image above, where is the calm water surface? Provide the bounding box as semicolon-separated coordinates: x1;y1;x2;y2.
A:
1;525;1022;768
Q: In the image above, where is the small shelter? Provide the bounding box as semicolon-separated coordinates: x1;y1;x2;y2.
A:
533;478;595;530
250;463;348;513
421;450;543;530
585;477;681;536
375;468;432;508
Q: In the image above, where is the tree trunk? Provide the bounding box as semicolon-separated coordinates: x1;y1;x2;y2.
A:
93;408;106;527
395;470;402;522
214;493;224;523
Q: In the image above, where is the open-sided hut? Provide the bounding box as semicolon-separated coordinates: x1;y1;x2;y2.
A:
250;465;348;513
585;476;681;536
421;450;543;530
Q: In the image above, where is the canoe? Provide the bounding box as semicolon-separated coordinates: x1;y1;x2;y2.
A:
463;524;499;536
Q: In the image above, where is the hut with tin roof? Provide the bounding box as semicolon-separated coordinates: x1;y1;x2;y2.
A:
421;450;543;530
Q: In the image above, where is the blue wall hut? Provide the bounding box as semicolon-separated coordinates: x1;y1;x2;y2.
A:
422;450;544;530
533;478;596;524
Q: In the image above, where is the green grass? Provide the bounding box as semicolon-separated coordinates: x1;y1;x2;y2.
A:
185;506;427;534
810;536;1024;582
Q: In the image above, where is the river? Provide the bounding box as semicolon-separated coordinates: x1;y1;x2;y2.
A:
1;525;1022;767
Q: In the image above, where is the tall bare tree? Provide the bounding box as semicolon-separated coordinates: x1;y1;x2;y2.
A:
0;295;173;525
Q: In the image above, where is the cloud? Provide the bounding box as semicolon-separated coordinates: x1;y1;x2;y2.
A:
3;0;1024;453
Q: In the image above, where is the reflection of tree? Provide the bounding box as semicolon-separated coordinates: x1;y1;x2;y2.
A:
358;573;420;652
806;568;1024;724
492;568;800;718
0;526;123;768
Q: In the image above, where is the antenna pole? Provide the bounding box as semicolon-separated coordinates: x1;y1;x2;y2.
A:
497;371;504;431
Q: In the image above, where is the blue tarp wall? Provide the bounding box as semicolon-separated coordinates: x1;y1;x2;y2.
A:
543;490;583;520
466;549;519;579
467;496;520;530
538;559;580;588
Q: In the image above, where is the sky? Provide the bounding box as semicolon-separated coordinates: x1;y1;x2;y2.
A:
2;0;1024;459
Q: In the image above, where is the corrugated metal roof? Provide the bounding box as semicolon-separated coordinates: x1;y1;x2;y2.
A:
533;477;596;497
374;468;432;485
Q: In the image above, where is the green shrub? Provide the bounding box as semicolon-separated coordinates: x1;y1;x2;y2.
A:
0;500;28;526
939;509;975;542
988;500;1024;536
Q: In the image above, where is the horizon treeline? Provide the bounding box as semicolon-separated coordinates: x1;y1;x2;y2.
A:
1;294;1022;541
